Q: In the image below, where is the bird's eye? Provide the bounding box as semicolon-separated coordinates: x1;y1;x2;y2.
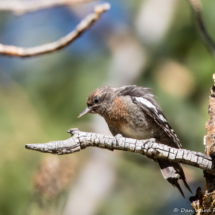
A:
94;98;99;103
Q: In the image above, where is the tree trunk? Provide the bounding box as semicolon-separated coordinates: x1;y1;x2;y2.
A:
190;74;215;215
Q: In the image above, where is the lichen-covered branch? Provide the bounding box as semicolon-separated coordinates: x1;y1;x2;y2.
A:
0;3;110;58
189;75;215;214
0;0;94;15
25;128;214;176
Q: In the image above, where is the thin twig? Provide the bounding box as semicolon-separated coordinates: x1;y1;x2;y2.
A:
188;0;215;58
0;0;95;15
0;3;110;58
25;128;215;176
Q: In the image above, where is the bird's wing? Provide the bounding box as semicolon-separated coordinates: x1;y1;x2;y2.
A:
132;96;182;148
117;85;182;148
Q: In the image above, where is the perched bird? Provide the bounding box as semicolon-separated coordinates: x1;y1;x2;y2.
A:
78;85;192;197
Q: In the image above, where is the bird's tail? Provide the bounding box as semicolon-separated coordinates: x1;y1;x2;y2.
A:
157;159;192;198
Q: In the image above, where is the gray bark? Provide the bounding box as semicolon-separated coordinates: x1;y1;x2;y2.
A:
25;128;214;175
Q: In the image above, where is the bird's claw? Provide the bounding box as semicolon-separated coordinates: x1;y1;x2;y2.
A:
67;128;80;136
114;134;123;140
149;138;156;143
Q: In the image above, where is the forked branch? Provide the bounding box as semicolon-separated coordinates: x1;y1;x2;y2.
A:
25;128;214;176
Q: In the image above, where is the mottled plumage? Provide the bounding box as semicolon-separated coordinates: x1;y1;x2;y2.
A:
78;85;192;197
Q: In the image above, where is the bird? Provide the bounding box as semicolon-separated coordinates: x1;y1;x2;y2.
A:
78;85;192;198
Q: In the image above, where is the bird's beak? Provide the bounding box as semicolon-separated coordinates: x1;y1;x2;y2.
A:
78;107;91;118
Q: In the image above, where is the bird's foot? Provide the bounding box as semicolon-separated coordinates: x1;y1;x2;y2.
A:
114;134;123;140
149;138;156;143
67;128;80;136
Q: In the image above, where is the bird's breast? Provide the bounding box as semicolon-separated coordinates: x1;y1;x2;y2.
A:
104;95;158;140
119;121;154;140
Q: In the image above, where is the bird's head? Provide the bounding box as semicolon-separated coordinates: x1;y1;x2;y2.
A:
78;86;113;118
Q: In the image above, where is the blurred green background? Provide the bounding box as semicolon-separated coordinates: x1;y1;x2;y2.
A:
0;0;214;214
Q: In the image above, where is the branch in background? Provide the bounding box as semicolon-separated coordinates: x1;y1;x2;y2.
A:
188;0;215;58
25;128;214;176
0;3;110;58
0;0;94;15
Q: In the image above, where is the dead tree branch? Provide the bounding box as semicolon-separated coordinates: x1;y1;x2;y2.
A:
0;0;94;15
0;3;110;58
25;128;214;176
189;0;215;58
